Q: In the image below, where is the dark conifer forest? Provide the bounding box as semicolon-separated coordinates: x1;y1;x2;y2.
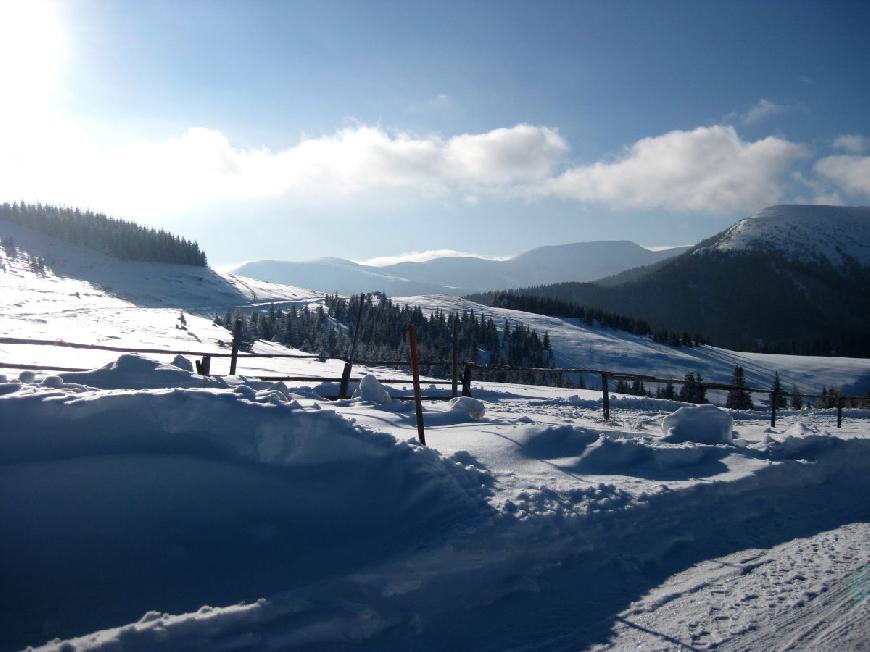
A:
215;293;553;380
0;202;207;266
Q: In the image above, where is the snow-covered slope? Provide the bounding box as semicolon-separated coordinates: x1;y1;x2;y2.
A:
700;204;870;267
2;221;870;651
396;294;870;395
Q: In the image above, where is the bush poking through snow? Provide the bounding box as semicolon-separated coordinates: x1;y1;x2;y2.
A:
353;374;392;404
172;354;194;372
448;396;486;420
18;370;36;383
40;375;64;388
662;404;733;444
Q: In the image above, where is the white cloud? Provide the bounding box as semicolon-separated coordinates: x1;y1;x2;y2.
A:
356;249;509;267
814;155;870;199
742;99;785;125
832;134;870;154
543;125;807;213
0;121;567;217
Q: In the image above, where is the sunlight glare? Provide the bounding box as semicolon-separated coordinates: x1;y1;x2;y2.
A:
0;0;65;94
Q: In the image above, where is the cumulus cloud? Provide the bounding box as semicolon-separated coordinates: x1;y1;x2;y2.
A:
832;134;869;154
0;122;567;216
741;99;785;125
543;125;807;213
814;155;870;199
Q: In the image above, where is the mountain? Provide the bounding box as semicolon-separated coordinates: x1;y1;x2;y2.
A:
510;205;870;356
233;241;689;295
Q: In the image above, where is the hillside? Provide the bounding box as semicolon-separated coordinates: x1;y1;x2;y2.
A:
513;205;870;356
2;220;870;651
234;241;688;295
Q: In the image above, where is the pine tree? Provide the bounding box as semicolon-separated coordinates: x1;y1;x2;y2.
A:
789;384;803;409
772;371;787;407
725;365;753;410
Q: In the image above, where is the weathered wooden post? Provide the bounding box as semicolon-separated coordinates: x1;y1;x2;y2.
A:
451;318;459;398
339;293;366;399
770;390;777;427
229;318;242;375
837;395;844;428
601;372;610;420
408;323;426;446
462;363;473;397
195;354;211;375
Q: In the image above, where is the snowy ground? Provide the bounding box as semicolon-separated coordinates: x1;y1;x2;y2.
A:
1;222;868;651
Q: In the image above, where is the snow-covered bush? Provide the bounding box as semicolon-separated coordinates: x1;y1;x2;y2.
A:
353;374;392;404
448;396;486;420
661;404;733;444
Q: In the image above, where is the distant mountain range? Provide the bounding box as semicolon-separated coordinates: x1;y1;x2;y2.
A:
233;241;689;295
509;205;870;356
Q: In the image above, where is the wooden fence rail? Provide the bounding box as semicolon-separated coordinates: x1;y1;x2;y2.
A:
3;336;868;428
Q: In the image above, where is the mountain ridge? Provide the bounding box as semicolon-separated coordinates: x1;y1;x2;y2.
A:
233;241;689;295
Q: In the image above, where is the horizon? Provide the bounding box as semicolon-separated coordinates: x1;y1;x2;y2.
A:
1;1;869;265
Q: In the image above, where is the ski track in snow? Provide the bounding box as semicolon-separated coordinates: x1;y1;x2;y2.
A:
1;220;869;651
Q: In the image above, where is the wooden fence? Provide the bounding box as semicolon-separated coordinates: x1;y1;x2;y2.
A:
2;334;868;430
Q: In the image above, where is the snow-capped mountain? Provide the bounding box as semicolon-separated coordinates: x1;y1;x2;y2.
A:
233;241;689;296
509;205;870;356
699;204;870;267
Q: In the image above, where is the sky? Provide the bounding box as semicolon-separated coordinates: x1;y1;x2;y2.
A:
1;0;869;266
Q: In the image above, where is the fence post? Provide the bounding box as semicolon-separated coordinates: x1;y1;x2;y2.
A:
408;323;426;446
195;354;211;376
462;364;473;397
451;318;459;398
339;293;367;399
229;318;242;375
837;396;843;428
770;390;777;427
601;372;610;421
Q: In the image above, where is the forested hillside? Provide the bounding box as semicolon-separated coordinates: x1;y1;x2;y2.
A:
216;293;553;378
0;202;207;266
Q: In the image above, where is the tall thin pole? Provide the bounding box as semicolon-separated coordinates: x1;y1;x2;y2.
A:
229;318;242;375
408;323;426;445
601;372;610;420
451;317;459;398
339;293;366;399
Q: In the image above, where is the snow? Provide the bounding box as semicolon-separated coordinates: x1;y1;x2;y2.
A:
1;218;869;650
662;404;734;444
353;373;393;404
699;204;870;268
447;395;486;419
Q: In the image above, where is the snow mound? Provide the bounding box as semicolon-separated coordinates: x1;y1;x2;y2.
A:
662;404;733;444
520;425;599;459
171;354;194;371
352;373;392;404
0;381;494;648
59;353;226;390
448;396;486;420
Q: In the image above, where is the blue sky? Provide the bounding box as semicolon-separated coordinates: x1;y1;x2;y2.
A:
1;0;869;265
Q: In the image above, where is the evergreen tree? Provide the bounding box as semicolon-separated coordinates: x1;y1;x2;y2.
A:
772;371;787;407
725;365;753;410
789;384;803;409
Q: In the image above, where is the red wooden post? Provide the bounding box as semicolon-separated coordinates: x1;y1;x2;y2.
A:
408;323;426;446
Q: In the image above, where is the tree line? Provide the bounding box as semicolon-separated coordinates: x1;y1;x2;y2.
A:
465;290;709;347
0;202;207;266
215;293;553;380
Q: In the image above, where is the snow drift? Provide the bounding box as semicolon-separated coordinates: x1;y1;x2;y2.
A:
0;359;494;648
